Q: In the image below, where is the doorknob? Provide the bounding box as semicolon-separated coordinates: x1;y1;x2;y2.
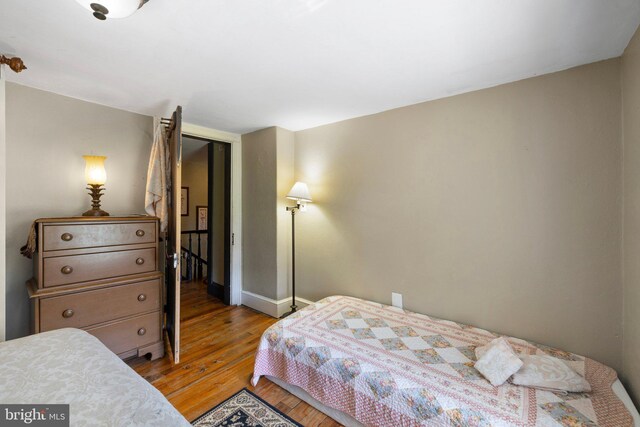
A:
166;252;179;269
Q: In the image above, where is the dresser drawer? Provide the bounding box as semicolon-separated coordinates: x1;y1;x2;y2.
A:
43;247;156;288
39;278;161;331
86;311;161;355
42;221;156;252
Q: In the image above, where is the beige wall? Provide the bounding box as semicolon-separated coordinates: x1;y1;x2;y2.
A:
0;75;6;341
276;128;295;300
294;59;624;371
5;83;153;339
242;127;278;299
181;145;208;234
181;153;209;269
242;127;295;302
622;28;640;405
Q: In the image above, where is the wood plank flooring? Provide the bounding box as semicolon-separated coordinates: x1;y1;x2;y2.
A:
128;280;342;426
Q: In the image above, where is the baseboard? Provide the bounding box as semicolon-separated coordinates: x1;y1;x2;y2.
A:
207;281;224;299
241;290;314;318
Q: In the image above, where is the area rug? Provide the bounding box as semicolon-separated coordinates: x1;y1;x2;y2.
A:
192;388;302;427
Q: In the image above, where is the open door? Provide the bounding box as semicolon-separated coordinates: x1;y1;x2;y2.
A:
165;106;182;363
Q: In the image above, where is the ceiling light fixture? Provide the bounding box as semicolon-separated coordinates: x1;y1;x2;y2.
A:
75;0;149;20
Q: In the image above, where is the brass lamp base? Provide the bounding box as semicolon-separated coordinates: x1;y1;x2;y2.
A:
82;184;110;217
82;208;110;217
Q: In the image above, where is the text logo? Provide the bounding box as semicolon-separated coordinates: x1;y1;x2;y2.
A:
0;405;69;427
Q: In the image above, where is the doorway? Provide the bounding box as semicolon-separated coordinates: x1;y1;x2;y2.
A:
180;135;231;305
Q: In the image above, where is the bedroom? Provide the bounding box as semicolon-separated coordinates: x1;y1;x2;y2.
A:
1;0;640;426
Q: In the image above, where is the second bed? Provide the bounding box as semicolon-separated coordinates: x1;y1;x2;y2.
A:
252;295;638;426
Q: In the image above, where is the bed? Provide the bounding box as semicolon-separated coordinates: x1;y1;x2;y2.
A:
0;328;190;427
253;295;640;426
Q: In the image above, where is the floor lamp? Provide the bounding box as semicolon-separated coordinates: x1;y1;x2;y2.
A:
281;182;312;318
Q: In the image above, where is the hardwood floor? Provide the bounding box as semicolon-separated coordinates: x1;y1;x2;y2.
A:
128;280;342;426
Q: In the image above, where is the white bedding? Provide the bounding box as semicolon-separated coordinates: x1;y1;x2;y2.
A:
0;328;189;427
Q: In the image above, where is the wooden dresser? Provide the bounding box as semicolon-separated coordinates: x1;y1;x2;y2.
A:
27;217;164;360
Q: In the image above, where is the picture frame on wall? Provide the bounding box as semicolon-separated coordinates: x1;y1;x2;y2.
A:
181;187;189;216
197;206;208;230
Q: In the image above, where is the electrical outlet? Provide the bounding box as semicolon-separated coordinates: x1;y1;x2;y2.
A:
392;292;403;309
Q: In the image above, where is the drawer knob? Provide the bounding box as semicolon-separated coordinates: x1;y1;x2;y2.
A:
137;327;146;336
61;233;73;242
135;257;145;265
137;293;147;302
62;309;74;318
136;229;145;237
61;265;73;275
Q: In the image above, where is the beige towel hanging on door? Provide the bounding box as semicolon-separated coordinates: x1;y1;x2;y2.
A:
145;122;170;232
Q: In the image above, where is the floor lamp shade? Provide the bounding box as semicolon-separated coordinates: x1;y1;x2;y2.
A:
287;182;312;203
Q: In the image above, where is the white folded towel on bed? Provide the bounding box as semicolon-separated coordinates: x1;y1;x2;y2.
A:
475;337;591;392
512;355;591;392
474;337;523;386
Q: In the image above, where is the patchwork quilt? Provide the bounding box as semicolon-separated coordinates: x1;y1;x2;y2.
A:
252;296;632;427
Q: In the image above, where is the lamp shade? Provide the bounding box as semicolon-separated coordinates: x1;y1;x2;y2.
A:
83;155;107;185
287;182;312;202
75;0;147;19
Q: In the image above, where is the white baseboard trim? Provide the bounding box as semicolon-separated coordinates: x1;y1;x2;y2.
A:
241;290;314;318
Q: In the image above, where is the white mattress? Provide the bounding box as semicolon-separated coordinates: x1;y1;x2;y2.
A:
267;376;640;427
0;328;189;427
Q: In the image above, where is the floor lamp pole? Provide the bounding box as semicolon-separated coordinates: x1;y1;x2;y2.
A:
282;204;298;318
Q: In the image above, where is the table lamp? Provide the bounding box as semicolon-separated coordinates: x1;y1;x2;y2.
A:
82;155;109;217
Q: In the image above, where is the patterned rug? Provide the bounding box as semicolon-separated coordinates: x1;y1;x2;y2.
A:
192;388;302;427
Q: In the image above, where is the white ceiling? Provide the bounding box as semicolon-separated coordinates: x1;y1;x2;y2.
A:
1;0;639;133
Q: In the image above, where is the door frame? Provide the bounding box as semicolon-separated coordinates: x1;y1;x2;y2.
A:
182;123;242;306
0;74;6;341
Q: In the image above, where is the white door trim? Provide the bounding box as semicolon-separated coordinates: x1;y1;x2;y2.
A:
181;122;242;306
